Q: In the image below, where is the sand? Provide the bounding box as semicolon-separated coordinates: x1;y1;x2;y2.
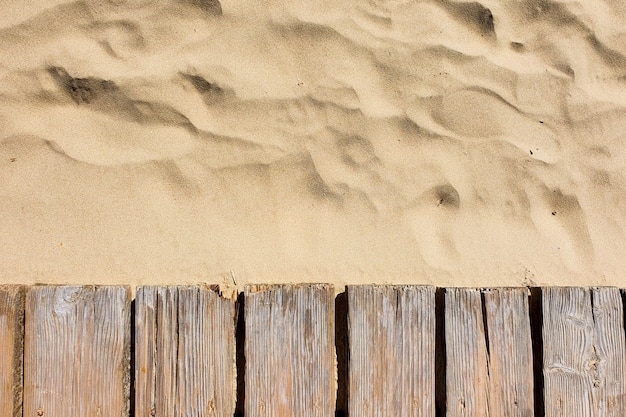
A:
1;0;625;293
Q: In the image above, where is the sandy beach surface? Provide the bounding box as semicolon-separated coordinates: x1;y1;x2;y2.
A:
1;0;625;292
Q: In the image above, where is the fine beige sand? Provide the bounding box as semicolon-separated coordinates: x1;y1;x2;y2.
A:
1;0;626;293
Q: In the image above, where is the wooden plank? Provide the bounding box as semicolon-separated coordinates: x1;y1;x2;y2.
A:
0;285;25;417
134;285;236;417
445;288;490;417
446;288;535;417
543;287;626;417
592;288;626;416
23;286;130;417
347;285;435;417
244;284;335;417
483;288;534;417
134;286;157;417
543;287;593;417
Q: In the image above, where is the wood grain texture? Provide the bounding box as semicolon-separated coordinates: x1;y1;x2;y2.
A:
23;286;130;417
543;287;626;417
134;286;235;417
0;285;25;417
245;284;335;417
445;288;490;417
483;288;534;417
347;285;435;417
135;286;156;417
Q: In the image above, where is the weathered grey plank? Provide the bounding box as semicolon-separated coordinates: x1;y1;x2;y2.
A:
245;284;335;417
134;285;235;417
0;285;25;417
543;287;626;417
348;285;435;417
23;286;130;417
445;288;490;417
135;286;157;417
592;288;626;416
483;288;534;417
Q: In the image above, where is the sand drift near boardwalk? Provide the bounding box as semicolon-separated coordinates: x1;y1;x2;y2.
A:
1;0;626;289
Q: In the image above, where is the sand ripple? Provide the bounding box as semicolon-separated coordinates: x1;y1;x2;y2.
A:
1;0;625;287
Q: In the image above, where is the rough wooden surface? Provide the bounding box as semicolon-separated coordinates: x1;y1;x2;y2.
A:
445;288;490;417
23;286;130;417
348;285;435;417
244;284;335;417
134;286;235;417
0;286;25;417
135;287;156;417
543;287;626;417
483;288;534;417
7;283;626;417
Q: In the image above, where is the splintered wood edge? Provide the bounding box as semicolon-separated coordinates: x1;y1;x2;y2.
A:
345;284;436;291
245;283;334;294
134;285;236;317
136;284;233;299
137;283;219;290
482;287;531;295
0;285;25;417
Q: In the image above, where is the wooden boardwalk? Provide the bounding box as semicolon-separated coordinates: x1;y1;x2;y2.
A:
1;284;625;417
